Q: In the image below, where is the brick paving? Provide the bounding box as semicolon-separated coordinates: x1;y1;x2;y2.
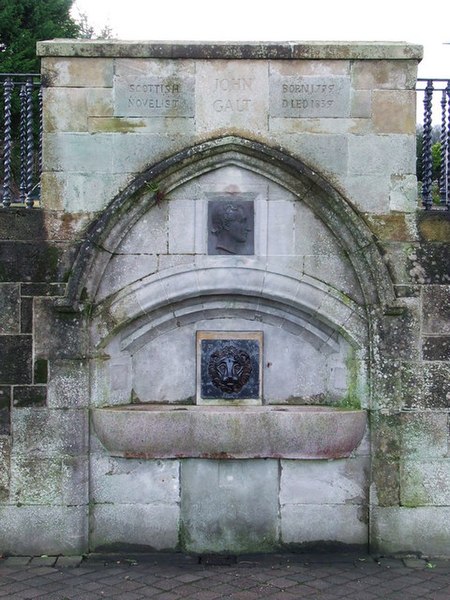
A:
0;553;449;600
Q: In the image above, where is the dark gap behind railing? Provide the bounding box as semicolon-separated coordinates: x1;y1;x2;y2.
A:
1;73;449;210
1;73;42;208
417;78;450;210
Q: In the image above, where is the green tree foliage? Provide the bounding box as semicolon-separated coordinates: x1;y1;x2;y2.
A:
0;0;80;74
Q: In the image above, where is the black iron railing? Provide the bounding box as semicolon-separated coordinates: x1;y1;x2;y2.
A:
1;73;42;208
417;78;450;209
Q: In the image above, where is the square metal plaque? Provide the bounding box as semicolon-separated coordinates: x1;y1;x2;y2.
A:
196;331;263;405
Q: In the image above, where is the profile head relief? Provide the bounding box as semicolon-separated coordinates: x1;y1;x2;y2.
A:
210;202;250;254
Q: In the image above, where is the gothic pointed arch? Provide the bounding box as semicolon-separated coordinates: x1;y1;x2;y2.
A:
59;136;394;313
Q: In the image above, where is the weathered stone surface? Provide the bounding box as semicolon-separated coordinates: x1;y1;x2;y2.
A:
372;91;416;134
280;458;369;505
13;385;47;408
0;336;32;384
0;387;11;435
10;455;88;505
0;285;20;334
0;241;65;283
3;40;441;559
371;457;400;507
37;41;423;61
348;134;416;176
91;504;179;551
34;299;88;360
12;408;88;457
0;437;11;500
281;504;368;547
92;405;367;459
180;459;279;553
41;57;113;87
371;507;450;557
0;209;47;241
402;362;450;409
0;505;88;555
422;286;450;335
47;360;89;408
90;456;179;504
20;297;33;334
422;336;450;361
400;459;450;507
401;412;449;459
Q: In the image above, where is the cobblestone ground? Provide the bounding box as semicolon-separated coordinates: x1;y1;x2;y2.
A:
0;553;450;600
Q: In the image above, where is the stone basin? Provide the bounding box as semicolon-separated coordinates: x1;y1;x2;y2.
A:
91;404;367;459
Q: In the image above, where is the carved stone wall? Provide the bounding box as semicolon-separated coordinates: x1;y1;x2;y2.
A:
1;41;448;557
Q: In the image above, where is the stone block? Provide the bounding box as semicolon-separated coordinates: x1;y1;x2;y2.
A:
348;134;416;176
116;203;169;255
43;87;89;133
0;336;32;384
283;134;349;176
47;360;89;408
423;337;450;361
351;89;371;118
371;413;402;459
20;298;32;335
42;57;113;88
270;59;350;78
267;200;295;256
0;437;11;500
373;91;416;134
280;458;369;505
9;455;88;506
96;254;158;301
343;174;391;214
370;457;400;506
401;412;448;459
374;302;420;360
401;362;450;409
168;200;196;254
34;299;88;360
44;133;115;173
422;286;450;335
180;459;279;553
281;504;368;546
365;213;418;243
303;253;364;303
91;504;179;551
13;385;47;408
90;455;179;504
41;171;133;213
195;61;269;135
0;241;65;283
389;174;419;212
371;506;450;557
352;60;418;90
0;208;47;241
400;459;450;507
0;387;11;435
12;408;88;457
417;211;450;243
0;285;20;334
405;243;450;285
0;505;88;556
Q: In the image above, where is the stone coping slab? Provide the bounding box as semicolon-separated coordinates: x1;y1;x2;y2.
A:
91;405;367;460
37;40;423;60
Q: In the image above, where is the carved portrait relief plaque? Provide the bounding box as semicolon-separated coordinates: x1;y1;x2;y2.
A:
196;331;263;405
207;199;254;255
